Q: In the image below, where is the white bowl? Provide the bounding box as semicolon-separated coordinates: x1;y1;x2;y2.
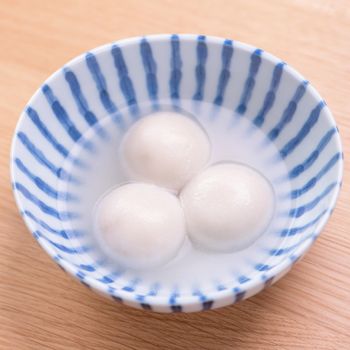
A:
11;34;343;312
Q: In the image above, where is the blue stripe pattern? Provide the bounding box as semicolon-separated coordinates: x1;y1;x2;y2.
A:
98;275;115;284
280;101;325;159
193;35;208;101
15;158;77;201
268;81;308;141
289;128;337;179
169;290;180;306
86;53;118;114
42;84;87;145
192;289;207;302
270;233;315;256
238;275;250;284
169;34;182;100
85;52;124;127
214;39;233;106
122;278;139;292
24;210;83;239
140;38;158;103
14;182;79;221
289;182;338;218
64;68;107;138
253;62;285;127
17;132;78;183
290;153;341;198
35;231;89;254
79;264;96;272
255;264;271;271
111;44;139;115
280;209;328;237
236;49;262;114
26;106;69;158
234;290;246;302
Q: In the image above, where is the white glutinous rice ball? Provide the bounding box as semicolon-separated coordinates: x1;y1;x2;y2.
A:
121;111;211;192
94;183;186;270
180;163;275;252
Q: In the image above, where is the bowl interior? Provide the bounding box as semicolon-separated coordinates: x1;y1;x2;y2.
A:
11;35;342;312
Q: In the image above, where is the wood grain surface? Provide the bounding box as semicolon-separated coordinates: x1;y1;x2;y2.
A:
1;0;349;349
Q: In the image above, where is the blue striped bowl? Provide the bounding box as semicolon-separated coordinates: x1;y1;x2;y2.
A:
11;35;343;312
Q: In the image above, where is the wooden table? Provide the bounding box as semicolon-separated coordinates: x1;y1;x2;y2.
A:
1;0;349;349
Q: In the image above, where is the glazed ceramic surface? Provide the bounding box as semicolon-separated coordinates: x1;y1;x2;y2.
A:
11;35;343;312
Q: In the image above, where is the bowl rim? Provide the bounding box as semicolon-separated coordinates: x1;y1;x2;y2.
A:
10;34;344;310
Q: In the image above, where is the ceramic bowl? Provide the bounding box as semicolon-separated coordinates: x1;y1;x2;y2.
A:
11;34;343;312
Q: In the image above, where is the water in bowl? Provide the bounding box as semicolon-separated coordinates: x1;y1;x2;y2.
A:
57;99;295;292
